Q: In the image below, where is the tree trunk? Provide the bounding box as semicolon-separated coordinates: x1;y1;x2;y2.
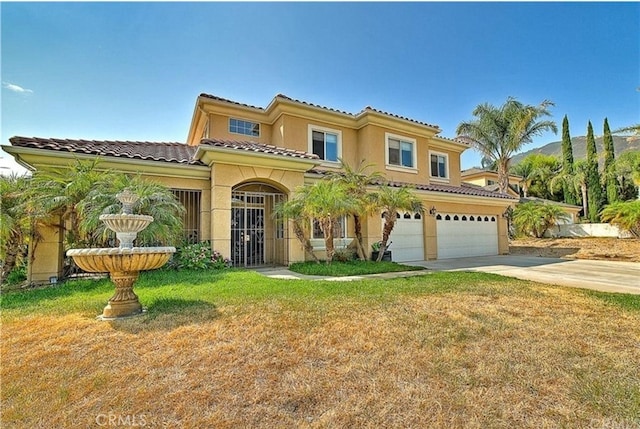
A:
1;231;22;284
352;214;366;261
321;218;335;264
498;159;510;194
292;221;320;263
377;213;396;262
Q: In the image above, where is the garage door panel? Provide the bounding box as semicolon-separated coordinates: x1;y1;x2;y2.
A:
388;216;424;262
437;214;498;259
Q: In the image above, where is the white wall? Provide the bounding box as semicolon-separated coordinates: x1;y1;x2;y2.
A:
545;223;634;239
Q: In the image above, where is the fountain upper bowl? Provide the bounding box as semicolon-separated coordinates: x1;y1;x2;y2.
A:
99;214;154;233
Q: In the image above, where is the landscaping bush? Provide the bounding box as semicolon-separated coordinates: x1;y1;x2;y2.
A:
172;242;231;271
600;200;640;237
512;201;570;238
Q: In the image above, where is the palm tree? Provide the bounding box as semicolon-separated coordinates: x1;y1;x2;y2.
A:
552;160;589;218
372;185;423;262
327;159;385;260
272;195;320;263
512;201;570;238
510;161;536;197
294;180;358;264
1;174;31;283
30;158;116;248
456;97;557;194
78;174;185;247
601;201;640;237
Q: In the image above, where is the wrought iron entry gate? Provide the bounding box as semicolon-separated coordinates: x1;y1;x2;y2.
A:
231;189;286;267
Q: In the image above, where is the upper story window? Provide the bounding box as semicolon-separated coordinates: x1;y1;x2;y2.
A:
430;152;448;180
229;118;260;137
309;125;341;162
487;179;496;185
385;133;416;169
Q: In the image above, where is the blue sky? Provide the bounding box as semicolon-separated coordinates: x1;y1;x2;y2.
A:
2;2;639;174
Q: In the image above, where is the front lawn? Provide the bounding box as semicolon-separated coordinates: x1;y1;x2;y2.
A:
288;260;425;276
2;269;639;428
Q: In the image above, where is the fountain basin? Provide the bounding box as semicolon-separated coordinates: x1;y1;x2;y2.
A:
67;247;175;319
67;247;175;273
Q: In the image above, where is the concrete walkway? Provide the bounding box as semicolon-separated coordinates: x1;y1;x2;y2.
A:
257;255;640;295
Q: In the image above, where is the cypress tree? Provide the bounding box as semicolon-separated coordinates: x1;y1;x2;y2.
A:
586;121;603;222
602;118;618;203
560;115;577;205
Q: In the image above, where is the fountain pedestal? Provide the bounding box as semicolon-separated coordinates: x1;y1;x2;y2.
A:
66;189;175;320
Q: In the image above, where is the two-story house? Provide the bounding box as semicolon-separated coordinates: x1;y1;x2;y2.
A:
4;93;516;283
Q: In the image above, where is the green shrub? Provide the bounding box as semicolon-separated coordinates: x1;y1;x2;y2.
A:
4;264;27;286
172;242;231;271
600;200;640;237
513;202;570;238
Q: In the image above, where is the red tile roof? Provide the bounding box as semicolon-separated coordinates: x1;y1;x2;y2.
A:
9;136;202;165
200;138;319;160
200;92;442;131
309;168;515;200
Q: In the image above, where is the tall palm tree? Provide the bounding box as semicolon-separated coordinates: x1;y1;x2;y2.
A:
456;97;557;194
78;174;185;247
295;180;358;263
372;185;423;262
272;195;320;263
327;159;385;260
552;160;589;218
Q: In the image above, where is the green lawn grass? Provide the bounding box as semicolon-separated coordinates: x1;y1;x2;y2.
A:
288;260;425;276
2;269;639;428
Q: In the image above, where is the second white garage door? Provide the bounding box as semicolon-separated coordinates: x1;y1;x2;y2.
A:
436;213;498;259
387;212;425;262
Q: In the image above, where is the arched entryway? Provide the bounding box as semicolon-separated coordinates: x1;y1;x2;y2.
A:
231;182;287;267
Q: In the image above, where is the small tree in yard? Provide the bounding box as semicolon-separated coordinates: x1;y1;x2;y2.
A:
600;201;640;238
512;201;570;238
295;180;358;264
273;195;320;264
327;159;384;260
373;185;423;262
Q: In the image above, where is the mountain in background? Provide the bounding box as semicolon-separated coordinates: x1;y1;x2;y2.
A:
510;135;640;166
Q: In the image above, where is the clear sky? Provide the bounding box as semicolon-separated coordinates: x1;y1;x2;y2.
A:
1;2;639;175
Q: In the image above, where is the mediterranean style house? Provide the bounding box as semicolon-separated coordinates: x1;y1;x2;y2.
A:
4;93;517;283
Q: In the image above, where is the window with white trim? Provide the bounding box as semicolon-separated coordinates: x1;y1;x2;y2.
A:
312;216;346;239
386;134;416;168
309;125;340;162
429;152;448;179
229;118;260;137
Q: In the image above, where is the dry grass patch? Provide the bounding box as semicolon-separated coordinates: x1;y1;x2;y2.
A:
510;237;640;262
2;271;640;428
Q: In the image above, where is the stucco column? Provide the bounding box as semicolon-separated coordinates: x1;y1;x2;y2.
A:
424;211;437;260
29;217;64;284
211;184;232;259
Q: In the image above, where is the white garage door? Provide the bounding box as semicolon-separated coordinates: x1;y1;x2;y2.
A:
387;212;424;262
436;213;498;259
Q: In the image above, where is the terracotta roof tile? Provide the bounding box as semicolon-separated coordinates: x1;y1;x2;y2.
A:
199;93;265;111
200;92;442;131
308;168;515;200
9;136;202;165
200;138;319;160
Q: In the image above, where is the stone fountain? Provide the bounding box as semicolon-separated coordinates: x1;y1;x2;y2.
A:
67;189;176;319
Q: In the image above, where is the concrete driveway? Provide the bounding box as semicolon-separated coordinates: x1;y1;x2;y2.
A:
408;255;640;295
